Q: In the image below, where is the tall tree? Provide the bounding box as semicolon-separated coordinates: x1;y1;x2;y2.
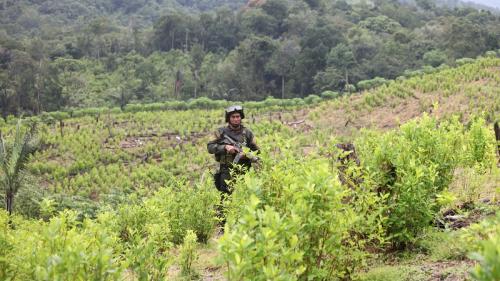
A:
189;43;205;98
28;38;45;114
234;36;277;99
0;47;12;118
266;38;301;98
152;12;192;52
327;43;356;87
241;8;279;37
87;17;115;59
9;50;37;115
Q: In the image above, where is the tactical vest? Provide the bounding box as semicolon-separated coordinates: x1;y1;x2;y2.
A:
216;126;249;164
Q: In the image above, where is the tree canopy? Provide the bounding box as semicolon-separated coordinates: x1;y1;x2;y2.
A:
1;0;500;116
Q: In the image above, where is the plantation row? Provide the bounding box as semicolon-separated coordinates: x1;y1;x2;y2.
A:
0;57;494;219
327;56;500;117
1;112;499;280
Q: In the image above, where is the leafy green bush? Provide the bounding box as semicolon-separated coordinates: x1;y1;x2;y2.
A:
96;198;174;280
357;77;388;91
12;182;45;218
124;98;230;113
243;100;262;109
320;90;339;99
179;230;199;279
292;97;306;106
422;65;437;74
187;97;227;110
403;69;424;78
220;197;305;281
124;103;160;112
46;111;71;121
263;96;282;107
456;58;475;66
282;98;297;107
120;220;172;280
469;214;500;281
304;94;322;105
484;51;497;58
0;176;218;280
436;64;450;71
145;179;219;244
345;84;357;93
0;210;123;281
357;115;463;246
220;151;383;280
465;117;497;169
363;93;386;107
423;50;448;67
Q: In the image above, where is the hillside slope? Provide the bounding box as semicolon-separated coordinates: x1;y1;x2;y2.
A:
0;55;498;281
305;57;500;138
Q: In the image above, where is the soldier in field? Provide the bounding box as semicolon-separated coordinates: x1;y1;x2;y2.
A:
207;105;259;195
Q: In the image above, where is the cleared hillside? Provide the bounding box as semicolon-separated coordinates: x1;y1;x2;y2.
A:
306;57;500;137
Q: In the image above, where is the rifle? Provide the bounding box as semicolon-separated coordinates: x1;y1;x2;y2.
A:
222;134;259;164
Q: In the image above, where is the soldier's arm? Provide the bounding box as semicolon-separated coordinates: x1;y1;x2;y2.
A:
207;129;227;155
246;130;259;152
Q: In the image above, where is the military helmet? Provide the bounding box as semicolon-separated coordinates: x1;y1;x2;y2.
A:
225;105;245;122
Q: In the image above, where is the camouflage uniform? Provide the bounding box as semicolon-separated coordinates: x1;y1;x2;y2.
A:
207;125;259;194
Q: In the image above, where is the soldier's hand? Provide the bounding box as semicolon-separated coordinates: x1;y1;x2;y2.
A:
225;145;237;154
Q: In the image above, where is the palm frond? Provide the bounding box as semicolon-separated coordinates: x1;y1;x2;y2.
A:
0;129;6;170
12;126;35;177
0;130;8;191
1;120;39;195
7;122;23;180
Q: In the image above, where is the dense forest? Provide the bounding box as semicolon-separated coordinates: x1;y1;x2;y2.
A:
1;0;499;116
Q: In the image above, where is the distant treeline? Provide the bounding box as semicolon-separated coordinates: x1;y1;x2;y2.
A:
1;52;495;125
1;0;500;116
